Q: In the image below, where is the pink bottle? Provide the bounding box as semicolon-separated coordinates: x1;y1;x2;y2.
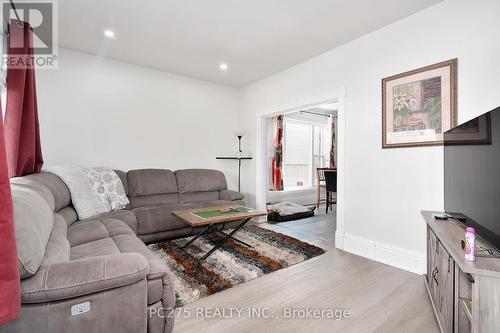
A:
464;227;475;262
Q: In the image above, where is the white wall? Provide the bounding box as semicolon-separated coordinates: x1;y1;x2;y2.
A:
239;0;500;273
37;48;243;190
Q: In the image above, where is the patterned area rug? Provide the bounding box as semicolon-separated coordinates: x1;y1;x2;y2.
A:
148;225;325;307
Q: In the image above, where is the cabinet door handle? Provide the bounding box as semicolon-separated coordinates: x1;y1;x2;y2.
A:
466;273;475;284
448;255;451;273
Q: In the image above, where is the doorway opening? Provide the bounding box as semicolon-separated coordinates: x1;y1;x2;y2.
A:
256;90;345;251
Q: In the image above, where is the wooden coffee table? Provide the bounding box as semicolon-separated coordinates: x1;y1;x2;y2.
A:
172;206;267;260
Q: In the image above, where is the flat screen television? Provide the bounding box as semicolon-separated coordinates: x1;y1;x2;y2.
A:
444;106;500;251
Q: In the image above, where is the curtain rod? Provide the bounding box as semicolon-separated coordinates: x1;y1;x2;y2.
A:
9;0;21;23
300;110;334;118
5;0;24;31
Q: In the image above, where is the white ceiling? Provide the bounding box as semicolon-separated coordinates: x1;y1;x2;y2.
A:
55;0;441;87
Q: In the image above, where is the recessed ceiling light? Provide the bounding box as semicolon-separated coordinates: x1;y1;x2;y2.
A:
103;29;116;38
219;63;228;71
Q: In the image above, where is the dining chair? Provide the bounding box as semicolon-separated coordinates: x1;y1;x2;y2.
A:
316;167;336;208
324;170;337;213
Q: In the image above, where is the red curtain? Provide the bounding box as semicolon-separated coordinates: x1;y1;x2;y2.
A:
0;102;20;323
4;20;43;178
271;115;283;191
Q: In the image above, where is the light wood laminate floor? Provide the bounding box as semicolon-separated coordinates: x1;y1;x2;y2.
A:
173;206;439;333
260;207;336;250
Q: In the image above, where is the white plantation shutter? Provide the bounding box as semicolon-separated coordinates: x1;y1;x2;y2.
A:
284;121;311;164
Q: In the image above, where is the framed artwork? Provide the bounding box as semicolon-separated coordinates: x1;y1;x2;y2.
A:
382;59;457;148
444;113;491;145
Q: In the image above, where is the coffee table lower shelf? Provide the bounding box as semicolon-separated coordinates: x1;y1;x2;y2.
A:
181;217;253;260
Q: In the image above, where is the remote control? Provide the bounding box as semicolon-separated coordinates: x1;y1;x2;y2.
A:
432;213;449;220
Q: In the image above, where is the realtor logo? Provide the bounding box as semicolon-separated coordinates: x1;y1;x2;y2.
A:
1;0;58;68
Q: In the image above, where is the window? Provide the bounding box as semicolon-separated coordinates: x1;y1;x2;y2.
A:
284;121;311;165
312;124;326;185
283;119;328;189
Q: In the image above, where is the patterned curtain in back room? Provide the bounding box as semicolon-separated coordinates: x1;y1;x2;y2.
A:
271;115;284;191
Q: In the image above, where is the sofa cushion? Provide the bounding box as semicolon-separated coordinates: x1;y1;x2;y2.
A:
57;206;78;225
12;185;55;279
127;169;178;196
11;172;71;211
129;193;179;209
67;218;135;247
220;189;244;201
175;169;227;193
69;233;170;306
112;234;172;304
132;203;200;235
80;209;138;234
42;214;70;266
106;209;138;232
178;191;219;204
20;253;148;303
10;177;56;211
67;221;110;248
69;234;162;272
70;237;120;260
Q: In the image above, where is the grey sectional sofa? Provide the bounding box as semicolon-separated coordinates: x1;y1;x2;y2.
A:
2;169;244;333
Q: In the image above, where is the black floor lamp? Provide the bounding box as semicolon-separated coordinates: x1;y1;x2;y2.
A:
216;135;252;192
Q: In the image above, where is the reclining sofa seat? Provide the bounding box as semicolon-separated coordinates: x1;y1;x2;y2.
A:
128;169;245;243
2;168;244;333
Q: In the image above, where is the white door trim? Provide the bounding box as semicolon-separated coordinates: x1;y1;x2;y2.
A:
255;87;346;249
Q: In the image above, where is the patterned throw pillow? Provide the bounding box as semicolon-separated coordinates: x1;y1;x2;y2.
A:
85;167;129;212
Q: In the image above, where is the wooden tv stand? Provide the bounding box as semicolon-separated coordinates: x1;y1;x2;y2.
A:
422;211;500;333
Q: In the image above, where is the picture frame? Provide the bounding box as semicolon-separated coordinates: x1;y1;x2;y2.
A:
444;113;492;145
382;59;457;148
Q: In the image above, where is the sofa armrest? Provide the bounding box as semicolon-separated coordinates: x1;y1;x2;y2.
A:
220;189;244;201
21;253;149;303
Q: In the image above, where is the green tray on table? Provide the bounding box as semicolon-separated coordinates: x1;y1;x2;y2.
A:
192;207;251;219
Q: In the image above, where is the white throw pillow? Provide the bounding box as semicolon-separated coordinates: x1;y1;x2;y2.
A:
85;167;129;211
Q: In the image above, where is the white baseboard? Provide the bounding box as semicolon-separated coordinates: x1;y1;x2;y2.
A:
334;231;425;275
254;216;268;223
335;229;345;249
